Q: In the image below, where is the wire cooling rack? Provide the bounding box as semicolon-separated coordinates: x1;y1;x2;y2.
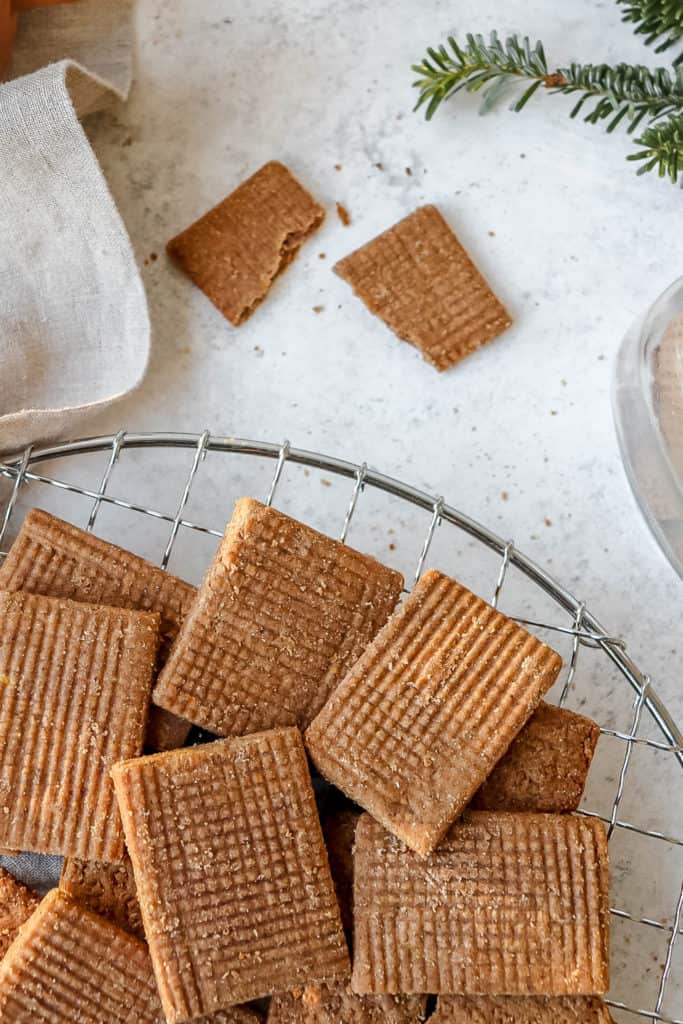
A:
0;430;682;1023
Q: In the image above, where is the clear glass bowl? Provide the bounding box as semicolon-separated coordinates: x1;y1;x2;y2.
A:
613;275;683;579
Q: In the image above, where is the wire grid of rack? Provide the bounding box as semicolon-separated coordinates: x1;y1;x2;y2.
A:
0;430;682;1023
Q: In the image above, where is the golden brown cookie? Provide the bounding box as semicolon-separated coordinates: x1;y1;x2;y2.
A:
0;868;39;959
167;161;324;326
0;889;162;1022
306;569;562;855
472;702;600;813
112;728;349;1022
0;508;195;751
431;996;614;1023
153;498;403;737
268;983;427;1023
59;856;144;940
352;812;610;997
334;206;511;370
0;591;158;860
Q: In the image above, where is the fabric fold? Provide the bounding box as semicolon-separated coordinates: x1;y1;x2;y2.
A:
0;0;148;456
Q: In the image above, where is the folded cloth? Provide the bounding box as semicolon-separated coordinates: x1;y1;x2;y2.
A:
0;0;149;456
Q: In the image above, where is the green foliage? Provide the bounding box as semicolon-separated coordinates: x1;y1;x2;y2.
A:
413;33;549;121
630;114;683;181
617;0;683;64
558;62;683;131
412;28;683;186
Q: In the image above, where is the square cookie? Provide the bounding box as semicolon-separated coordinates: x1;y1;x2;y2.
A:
167;160;324;326
0;889;162;1022
268;984;427;1023
0;591;158;860
60;855;144;939
432;996;614;1023
0;868;39;959
334;205;511;371
0;508;196;751
352;812;610;996
112;727;349;1022
472;702;600;813
153;498;403;737
277;811;428;1022
306;569;562;855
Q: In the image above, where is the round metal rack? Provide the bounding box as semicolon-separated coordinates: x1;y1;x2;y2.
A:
1;431;681;1023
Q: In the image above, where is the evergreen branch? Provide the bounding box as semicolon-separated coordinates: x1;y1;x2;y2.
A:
629;113;683;181
413;33;683;128
412;33;551;121
617;0;683;65
556;62;683;130
413;32;683;183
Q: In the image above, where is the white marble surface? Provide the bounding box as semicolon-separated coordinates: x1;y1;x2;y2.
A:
5;1;683;1018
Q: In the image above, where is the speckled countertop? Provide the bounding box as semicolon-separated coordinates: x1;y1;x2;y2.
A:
11;1;683;1016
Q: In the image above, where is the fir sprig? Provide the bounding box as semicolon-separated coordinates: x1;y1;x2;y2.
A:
412;34;552;121
413;34;683;127
412;32;683;185
630;114;683;180
617;0;683;64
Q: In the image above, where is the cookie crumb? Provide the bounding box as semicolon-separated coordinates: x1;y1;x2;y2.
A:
334;164;342;171
501;491;509;501
336;203;351;227
312;305;324;314
319;253;326;260
375;162;384;171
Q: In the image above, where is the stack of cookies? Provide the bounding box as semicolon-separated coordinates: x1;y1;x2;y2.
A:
0;497;609;1023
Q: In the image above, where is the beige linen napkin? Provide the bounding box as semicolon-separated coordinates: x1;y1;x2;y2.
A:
0;0;149;456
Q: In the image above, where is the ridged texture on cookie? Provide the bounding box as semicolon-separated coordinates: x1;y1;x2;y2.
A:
431;995;614;1023
307;570;562;855
334;206;511;371
0;508;195;751
154;498;403;737
167;161;324;326
0;889;162;1022
0;591;158;860
112;728;349;1022
268;983;427;1023
352;812;610;996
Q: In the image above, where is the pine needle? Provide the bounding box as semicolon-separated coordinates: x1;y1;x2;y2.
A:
617;0;683;65
412;31;683;185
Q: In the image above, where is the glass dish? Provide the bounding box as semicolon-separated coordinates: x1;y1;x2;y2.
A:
613;276;683;580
